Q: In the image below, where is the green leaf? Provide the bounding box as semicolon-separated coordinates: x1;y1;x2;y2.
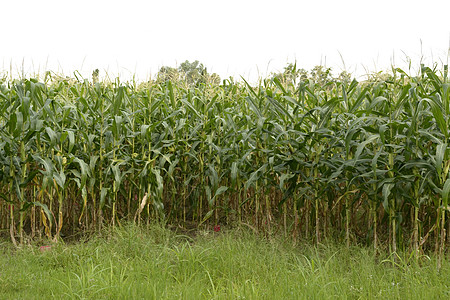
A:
272;77;287;94
45;127;57;145
100;187;109;208
19;170;39;188
15;111;23;137
230;161;238;186
199;209;215;226
111;164;122;191
0;193;12;203
208;164;219;191
425;96;447;138
33;202;53;224
245;164;267;190
53;171;66;188
60;131;68;144
205;186;212;205
33;155;55;177
435;143;447;177
74;157;90;188
168;80;176;107
180;98;202;119
279;173;295;191
112;116;123;139
68;131;75;153
442;178;450;208
382;183;394;211
140;124;150;139
210;186;228;205
354;135;379;163
214;186;228;197
266;96;294;122
152;168;164;198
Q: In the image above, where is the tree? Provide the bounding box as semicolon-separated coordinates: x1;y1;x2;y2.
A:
157;66;179;82
178;60;206;85
157;60;220;86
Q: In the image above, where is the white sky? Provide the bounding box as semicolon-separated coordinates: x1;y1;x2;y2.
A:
1;0;449;83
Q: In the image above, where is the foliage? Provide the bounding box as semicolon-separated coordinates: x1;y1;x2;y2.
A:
157;60;220;86
0;63;449;263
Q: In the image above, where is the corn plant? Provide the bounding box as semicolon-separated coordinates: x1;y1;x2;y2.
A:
0;64;449;264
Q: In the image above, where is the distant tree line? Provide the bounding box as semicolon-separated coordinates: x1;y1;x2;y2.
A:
157;60;221;86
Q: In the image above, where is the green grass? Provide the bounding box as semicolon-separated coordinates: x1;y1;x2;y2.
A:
1;224;449;299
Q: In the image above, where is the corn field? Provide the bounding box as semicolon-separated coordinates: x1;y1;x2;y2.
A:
0;65;449;259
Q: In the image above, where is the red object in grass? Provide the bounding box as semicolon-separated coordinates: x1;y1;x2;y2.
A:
40;245;51;252
214;225;221;232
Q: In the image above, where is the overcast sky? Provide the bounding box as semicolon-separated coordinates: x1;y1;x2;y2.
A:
1;0;449;83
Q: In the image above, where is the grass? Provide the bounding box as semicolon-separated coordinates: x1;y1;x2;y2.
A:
1;224;449;299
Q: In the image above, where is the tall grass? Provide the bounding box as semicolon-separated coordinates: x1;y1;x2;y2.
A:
1;224;450;299
0;64;449;261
